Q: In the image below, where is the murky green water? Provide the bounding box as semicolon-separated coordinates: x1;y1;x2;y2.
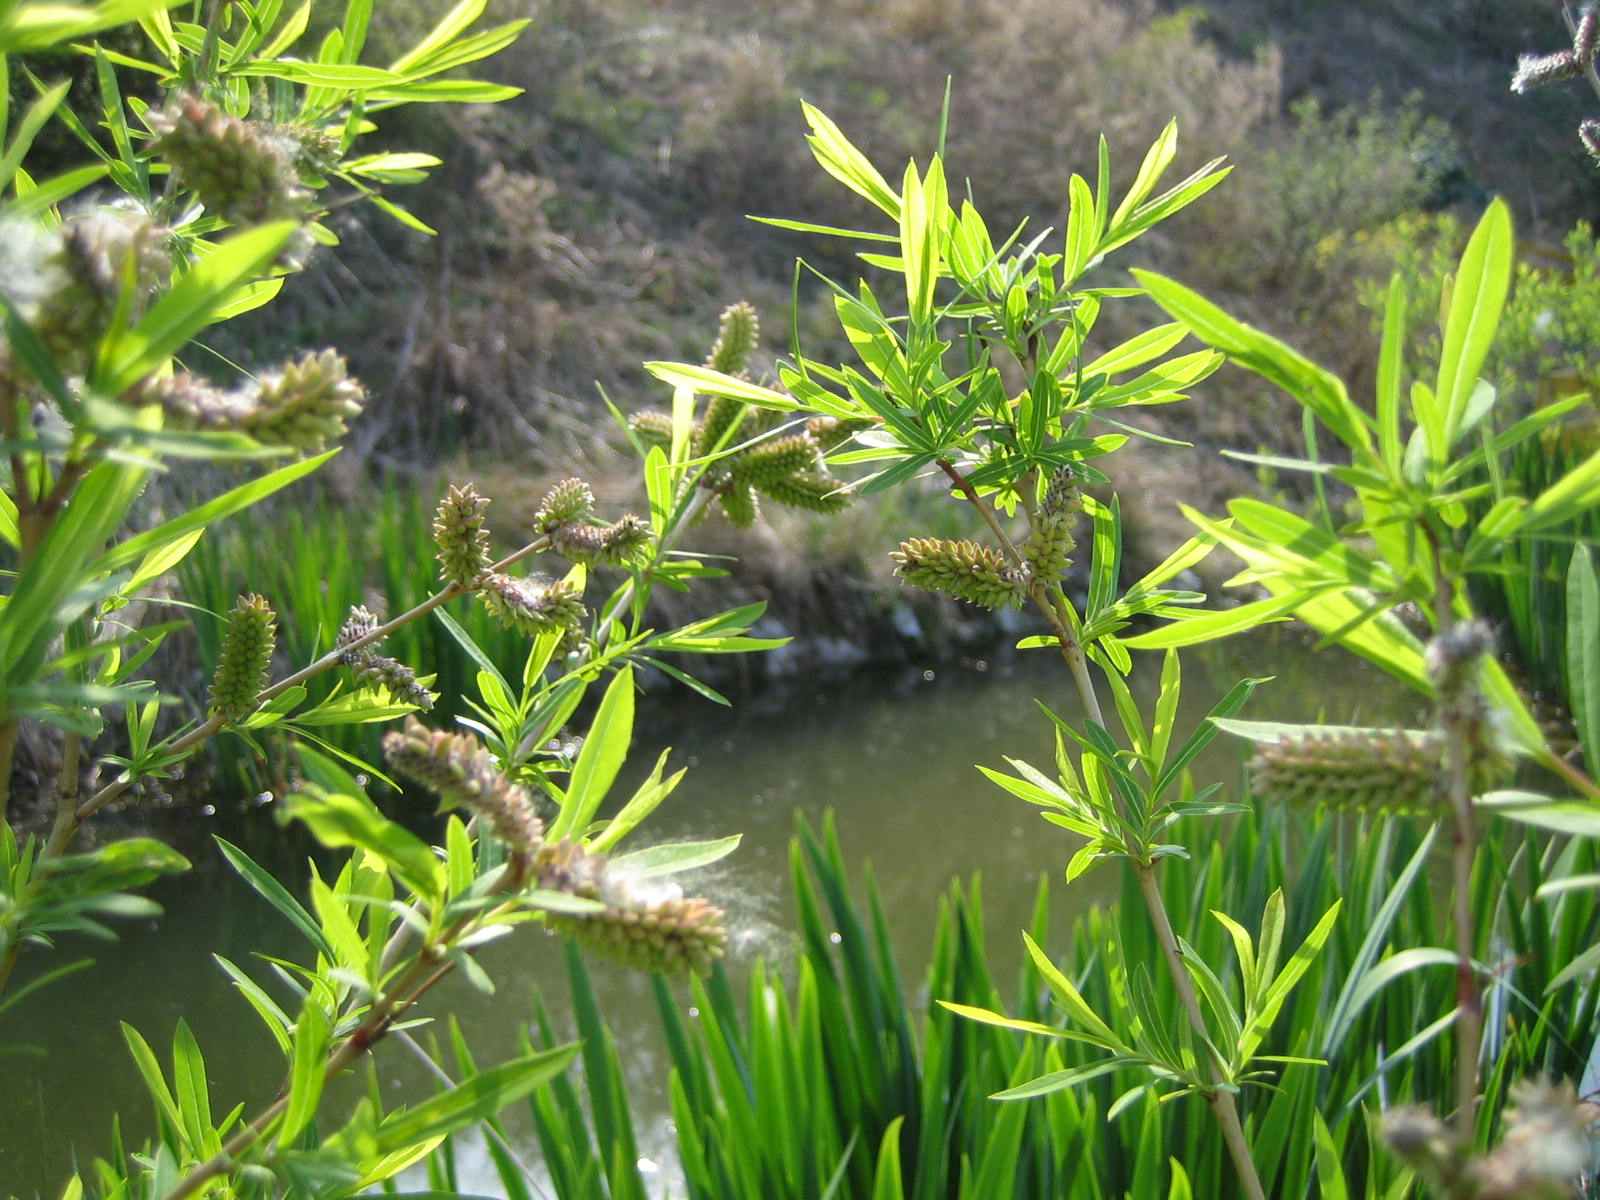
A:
0;631;1415;1196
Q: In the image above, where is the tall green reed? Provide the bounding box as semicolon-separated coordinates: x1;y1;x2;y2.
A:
415;812;1600;1199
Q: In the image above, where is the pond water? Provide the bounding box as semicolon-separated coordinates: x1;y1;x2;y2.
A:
0;630;1416;1196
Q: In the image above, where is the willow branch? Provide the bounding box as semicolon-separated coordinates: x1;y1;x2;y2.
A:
74;534;553;826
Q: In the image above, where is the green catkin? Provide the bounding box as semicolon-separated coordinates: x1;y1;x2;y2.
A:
757;471;851;514
209;594;276;719
1248;727;1443;816
627;409;675;449
1022;469;1082;581
534;839;728;975
335;606;434;710
704;300;759;376
718;481;760;528
693;394;743;461
480;574;588;635
892;537;1032;610
383;717;542;854
239;349;366;453
727;434;820;488
434;484;493;588
550;514;652;566
535;478;596;531
148;94;310;225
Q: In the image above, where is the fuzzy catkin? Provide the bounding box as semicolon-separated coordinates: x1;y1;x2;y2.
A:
550;514;652;566
383;717;543;854
336;606;434;710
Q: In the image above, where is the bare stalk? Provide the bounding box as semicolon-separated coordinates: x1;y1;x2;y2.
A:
1133;864;1268;1200
0;719;16;824
1429;564;1482;1137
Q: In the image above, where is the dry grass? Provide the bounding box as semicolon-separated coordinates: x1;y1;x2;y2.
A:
249;0;1597;525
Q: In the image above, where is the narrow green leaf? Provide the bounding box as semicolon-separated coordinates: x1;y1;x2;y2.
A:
1568;545;1600;768
1436;199;1511;450
367;193;437;235
1375;274;1405;470
1109;121;1177;230
0;80;68;194
1023;932;1121;1045
609;835;741;879
801;101;900;219
1133;269;1372;454
1122;591;1302;650
1524;446;1600;532
548;665;634;841
277;995;328;1146
374;1044;580;1150
1312;1112;1350;1200
388;0;487;71
216;838;332;961
870;1116;905;1200
643;362;799;411
1061;173;1098;284
121;1022;183;1135
169;1024;212;1158
212;955;292;1053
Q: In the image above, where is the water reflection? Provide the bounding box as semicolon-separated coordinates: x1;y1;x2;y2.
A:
0;629;1415;1195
